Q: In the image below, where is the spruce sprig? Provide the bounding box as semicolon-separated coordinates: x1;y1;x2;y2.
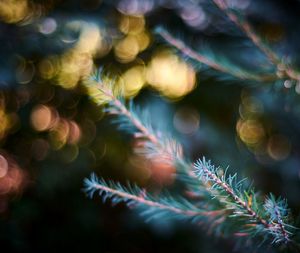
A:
194;158;295;244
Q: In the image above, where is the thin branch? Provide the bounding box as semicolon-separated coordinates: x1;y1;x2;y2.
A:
212;0;300;81
86;176;222;218
110;98;159;145
155;27;277;82
91;80;160;145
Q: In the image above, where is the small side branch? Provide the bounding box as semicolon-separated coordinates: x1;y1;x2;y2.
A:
84;174;223;218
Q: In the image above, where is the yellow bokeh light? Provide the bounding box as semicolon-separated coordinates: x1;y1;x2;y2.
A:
114;35;140;63
135;31;151;52
119;66;146;97
39;21;112;89
56;21;102;89
116;15;149;62
119;15;145;35
146;51;196;98
0;96;15;140
0;109;11;139
0;0;30;23
239;96;264;119
58;51;93;89
237;119;265;146
76;23;101;54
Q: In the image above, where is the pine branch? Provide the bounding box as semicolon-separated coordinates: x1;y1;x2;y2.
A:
213;0;279;65
84;69;184;165
155;27;276;82
194;157;295;245
84;173;224;223
87;70;156;142
212;0;300;82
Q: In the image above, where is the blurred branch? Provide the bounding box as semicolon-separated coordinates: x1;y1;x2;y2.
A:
212;0;300;81
155;27;277;82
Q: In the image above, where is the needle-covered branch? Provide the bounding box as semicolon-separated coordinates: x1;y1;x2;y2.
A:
212;0;300;82
155;27;276;82
84;173;224;223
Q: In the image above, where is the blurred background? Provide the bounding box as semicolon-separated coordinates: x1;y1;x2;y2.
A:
1;0;300;252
